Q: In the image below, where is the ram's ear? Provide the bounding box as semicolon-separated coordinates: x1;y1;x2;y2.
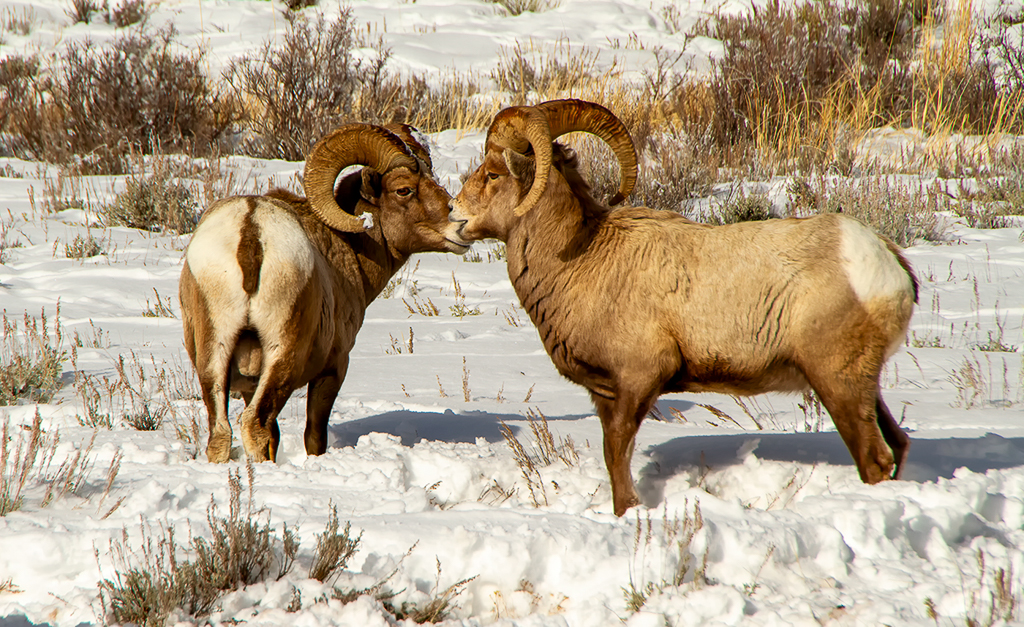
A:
503;149;534;181
359;168;383;204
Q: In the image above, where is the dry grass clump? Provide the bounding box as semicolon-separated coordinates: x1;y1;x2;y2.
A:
283;0;320;10
72;348;198;432
958;146;1024;223
1;6;36;36
491;40;603;105
2;410;106;516
382;564;476;624
0;54;41;158
66;0;102;24
623;501;707;613
99;465;300;624
566;131;718;213
662;0;1021;175
225;10;380;160
227;10;494;160
308;503;361;583
99;466;379;625
63;232;104;259
0;410;43;516
693;0;860;163
107;0;154;29
787;174;946;245
0;25;236;173
500;408;578;508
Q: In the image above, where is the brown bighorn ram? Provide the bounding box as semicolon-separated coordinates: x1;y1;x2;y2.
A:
180;123;467;463
449;99;918;516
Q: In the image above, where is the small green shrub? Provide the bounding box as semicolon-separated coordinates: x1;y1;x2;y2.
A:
0;308;66;406
64;232;104;259
102;174;198;234
107;0;152;28
706;190;773;225
489;0;562;16
66;0;101;24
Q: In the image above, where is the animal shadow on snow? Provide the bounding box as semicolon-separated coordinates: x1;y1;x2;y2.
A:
637;430;1024;508
328;409;591;448
326;407;1024;509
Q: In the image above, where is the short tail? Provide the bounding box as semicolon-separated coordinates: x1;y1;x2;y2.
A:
883;238;919;304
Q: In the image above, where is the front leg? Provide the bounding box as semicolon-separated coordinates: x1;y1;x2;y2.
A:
592;390;656;516
304;358;347;456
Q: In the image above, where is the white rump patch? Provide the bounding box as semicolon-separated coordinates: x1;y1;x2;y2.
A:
246;204;318;350
185;201;245;299
253;206;315;281
838;218;912;303
184;201;250;357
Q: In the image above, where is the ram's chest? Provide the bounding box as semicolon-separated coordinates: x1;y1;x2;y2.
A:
511;263;613;391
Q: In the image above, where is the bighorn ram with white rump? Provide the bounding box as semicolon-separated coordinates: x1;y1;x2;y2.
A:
180;123;467;463
449;99;918;516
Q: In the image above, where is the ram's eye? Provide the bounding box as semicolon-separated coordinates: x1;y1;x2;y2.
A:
487;172;500;181
395;187;414;198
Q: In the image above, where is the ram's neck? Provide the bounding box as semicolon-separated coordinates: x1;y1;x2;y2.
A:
506;182;595;277
355;223;408;300
505;188;594;327
301;214;406;311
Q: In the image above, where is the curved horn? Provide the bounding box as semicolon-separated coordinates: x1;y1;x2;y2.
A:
485;106;553;217
536;99;637;205
303;124;419;232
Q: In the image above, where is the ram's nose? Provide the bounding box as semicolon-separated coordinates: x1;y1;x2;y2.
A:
448;200;468;228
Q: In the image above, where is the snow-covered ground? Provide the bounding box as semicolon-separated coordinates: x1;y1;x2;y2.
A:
2;1;1024;625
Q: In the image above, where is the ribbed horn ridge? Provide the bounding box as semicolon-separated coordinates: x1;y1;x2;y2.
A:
536;99;637;205
486;106;553;216
303;124;419;232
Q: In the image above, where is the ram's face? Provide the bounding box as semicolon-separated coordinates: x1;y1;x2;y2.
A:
374;166;470;255
448;149;527;243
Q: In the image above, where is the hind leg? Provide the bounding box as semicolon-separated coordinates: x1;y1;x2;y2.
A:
239;358;294;462
807;371;896;483
181;268;242;464
185;314;235;463
200;373;233;463
876;394;909;478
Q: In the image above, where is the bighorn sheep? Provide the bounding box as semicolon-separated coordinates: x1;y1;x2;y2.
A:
180;123;467;463
449;99;918;516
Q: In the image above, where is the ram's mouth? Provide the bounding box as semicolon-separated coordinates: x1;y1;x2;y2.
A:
446;237;472;253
